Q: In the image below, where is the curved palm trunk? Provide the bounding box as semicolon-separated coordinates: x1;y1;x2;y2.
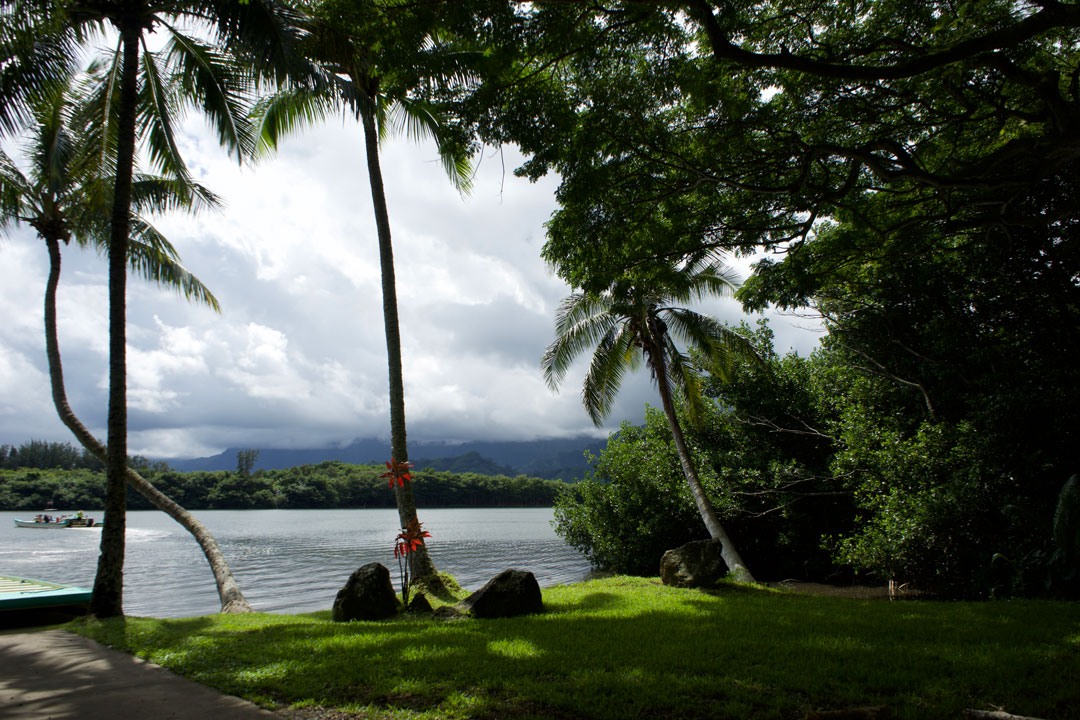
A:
360;105;441;588
44;237;252;613
647;323;755;583
91;24;141;618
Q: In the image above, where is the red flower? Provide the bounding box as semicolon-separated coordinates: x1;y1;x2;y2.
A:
394;518;431;559
380;458;414;488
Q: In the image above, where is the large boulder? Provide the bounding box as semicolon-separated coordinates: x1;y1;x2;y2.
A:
332;563;401;621
660;539;727;588
460;569;544;618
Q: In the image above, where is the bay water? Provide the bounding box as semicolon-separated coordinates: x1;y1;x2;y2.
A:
0;508;591;617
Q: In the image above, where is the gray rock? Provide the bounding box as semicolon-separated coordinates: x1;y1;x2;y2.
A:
660;539;727;588
432;605;466;621
407;592;433;614
332;563;401;621
460;569;544;618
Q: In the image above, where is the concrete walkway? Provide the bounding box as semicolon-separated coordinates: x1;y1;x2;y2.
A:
0;630;281;719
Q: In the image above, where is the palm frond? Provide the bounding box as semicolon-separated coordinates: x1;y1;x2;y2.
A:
138;42;192;182
62;172;113;249
250;87;339;159
0;3;80;137
27;79;77;199
75;48;123;214
0;147;31;226
581;323;638;425
130;175;222;216
662;308;759;381
664;261;741;305
129;219;221;312
664;339;705;428
553;292;613;338
202;0;311;88
542;293;619;391
682;247;733;277
387;95;474;193
542;311;622;391
162;25;256;164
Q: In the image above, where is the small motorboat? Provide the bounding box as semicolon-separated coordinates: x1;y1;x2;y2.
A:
14;517;72;529
13;511;100;529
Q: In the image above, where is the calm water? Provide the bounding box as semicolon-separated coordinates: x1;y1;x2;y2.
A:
0;508;591;618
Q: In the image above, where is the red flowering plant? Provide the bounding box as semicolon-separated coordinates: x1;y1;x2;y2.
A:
380;458;413;488
394;518;431;607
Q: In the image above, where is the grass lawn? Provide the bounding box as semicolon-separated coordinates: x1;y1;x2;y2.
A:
70;576;1080;719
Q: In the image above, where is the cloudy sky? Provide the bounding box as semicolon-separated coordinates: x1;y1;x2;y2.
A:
0;113;823;460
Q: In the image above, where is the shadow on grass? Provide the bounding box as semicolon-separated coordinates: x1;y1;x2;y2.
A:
545;591;622;612
74;581;1080;720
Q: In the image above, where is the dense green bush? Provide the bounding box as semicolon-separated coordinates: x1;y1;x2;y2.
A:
554;415;704;575
554;321;1078;598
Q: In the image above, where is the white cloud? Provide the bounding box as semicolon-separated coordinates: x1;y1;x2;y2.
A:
0;113;822;459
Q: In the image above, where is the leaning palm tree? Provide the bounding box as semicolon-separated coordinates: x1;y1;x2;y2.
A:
17;0;305;617
542;255;758;582
0;70;253;613
254;0;474;587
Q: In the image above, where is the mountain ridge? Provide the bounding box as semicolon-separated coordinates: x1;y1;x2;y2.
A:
162;436;606;481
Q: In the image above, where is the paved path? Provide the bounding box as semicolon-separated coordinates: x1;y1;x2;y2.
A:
0;629;281;719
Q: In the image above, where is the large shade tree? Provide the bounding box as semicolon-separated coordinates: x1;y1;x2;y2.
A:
542;254;758;581
0;68;253;613
467;0;1080;290
7;0;306;617
479;0;1080;594
255;0;476;585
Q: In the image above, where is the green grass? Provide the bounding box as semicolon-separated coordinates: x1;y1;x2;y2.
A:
69;577;1080;719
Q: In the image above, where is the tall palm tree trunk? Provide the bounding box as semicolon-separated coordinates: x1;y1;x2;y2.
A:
648;324;755;582
44;237;252;613
359;104;440;586
91;23;140;618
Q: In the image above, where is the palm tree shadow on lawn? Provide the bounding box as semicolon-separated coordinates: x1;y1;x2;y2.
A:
73;583;1080;720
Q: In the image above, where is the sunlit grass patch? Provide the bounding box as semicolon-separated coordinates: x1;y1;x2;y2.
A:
71;576;1080;720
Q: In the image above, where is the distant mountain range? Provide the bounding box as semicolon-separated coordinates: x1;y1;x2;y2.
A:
163;436;607;481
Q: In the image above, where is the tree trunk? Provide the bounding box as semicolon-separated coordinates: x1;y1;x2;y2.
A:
359;102;440;586
648;321;755;582
91;23;141;618
44;237;252;613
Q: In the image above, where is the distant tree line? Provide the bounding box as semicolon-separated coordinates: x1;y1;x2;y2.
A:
0;460;565;511
1;440;104;471
0;440;175;474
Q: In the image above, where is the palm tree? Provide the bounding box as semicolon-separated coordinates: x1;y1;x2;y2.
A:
542;255;758;582
0;70;254;613
254;0;474;587
13;0;305;617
